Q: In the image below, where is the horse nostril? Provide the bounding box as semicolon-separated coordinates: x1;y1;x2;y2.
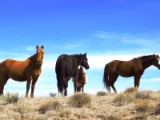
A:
37;60;42;65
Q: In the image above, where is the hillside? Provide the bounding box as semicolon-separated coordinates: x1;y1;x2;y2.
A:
0;88;160;120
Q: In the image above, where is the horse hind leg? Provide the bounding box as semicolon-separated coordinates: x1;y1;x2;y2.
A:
0;74;9;95
63;80;69;96
110;75;118;93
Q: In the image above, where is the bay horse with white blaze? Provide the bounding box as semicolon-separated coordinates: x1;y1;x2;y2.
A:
103;54;160;93
0;45;44;98
72;66;87;92
55;53;89;96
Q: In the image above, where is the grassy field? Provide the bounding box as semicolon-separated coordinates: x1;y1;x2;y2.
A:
1;87;160;120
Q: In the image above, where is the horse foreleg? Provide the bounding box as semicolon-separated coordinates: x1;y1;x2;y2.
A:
134;75;141;89
31;77;38;98
74;83;76;93
74;74;79;93
82;85;84;92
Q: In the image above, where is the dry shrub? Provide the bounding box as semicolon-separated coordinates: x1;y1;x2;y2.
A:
154;104;160;115
129;114;147;120
124;87;138;94
39;100;60;114
107;115;122;120
96;91;108;96
68;92;91;108
73;108;91;119
97;113;122;120
4;92;19;104
97;114;108;120
59;108;72;118
13;100;32;120
135;91;151;100
0;106;4;112
134;99;151;113
113;93;134;106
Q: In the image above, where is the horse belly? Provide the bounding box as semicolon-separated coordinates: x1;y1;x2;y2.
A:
117;70;133;77
7;70;27;81
10;74;27;81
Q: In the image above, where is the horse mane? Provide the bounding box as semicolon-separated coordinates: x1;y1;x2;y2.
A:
71;54;82;57
134;55;154;61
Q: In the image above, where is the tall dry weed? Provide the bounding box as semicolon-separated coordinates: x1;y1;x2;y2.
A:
4;92;19;104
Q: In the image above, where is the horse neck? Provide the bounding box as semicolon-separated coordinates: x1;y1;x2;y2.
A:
141;57;153;69
73;55;82;65
29;54;42;69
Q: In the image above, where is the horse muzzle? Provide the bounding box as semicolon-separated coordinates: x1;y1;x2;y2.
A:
85;65;90;70
36;60;42;66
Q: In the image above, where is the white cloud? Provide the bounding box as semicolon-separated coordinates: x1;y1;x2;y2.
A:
93;31;160;50
88;53;142;69
142;78;160;82
26;46;35;51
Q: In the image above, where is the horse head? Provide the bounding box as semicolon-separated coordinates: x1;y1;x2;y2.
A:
152;54;160;69
80;53;89;70
36;45;44;66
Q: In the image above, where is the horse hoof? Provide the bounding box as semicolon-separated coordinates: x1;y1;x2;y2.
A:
30;94;34;98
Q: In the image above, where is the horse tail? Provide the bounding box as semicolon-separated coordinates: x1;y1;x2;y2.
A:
103;64;108;89
56;74;64;95
55;59;65;95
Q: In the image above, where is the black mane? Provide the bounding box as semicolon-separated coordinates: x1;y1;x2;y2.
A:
135;55;154;61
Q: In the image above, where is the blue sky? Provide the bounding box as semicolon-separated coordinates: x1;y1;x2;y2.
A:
1;0;160;96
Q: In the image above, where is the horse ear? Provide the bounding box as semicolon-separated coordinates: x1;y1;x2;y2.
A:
84;53;87;56
41;45;44;49
36;45;38;49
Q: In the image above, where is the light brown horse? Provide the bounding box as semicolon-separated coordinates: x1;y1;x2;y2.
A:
103;54;160;93
0;45;44;98
72;66;87;92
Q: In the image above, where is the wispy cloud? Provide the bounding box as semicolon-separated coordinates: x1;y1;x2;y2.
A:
92;31;160;53
26;46;35;52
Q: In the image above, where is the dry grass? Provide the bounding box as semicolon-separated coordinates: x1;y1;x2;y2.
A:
1;88;160;120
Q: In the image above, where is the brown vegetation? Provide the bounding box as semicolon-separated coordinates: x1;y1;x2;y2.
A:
1;88;160;120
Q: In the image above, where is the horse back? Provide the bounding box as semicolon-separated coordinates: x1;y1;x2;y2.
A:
106;59;143;76
0;59;31;81
55;54;77;77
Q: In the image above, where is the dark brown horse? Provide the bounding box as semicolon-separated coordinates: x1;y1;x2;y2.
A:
0;45;44;98
72;66;87;92
103;54;160;93
55;53;89;96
